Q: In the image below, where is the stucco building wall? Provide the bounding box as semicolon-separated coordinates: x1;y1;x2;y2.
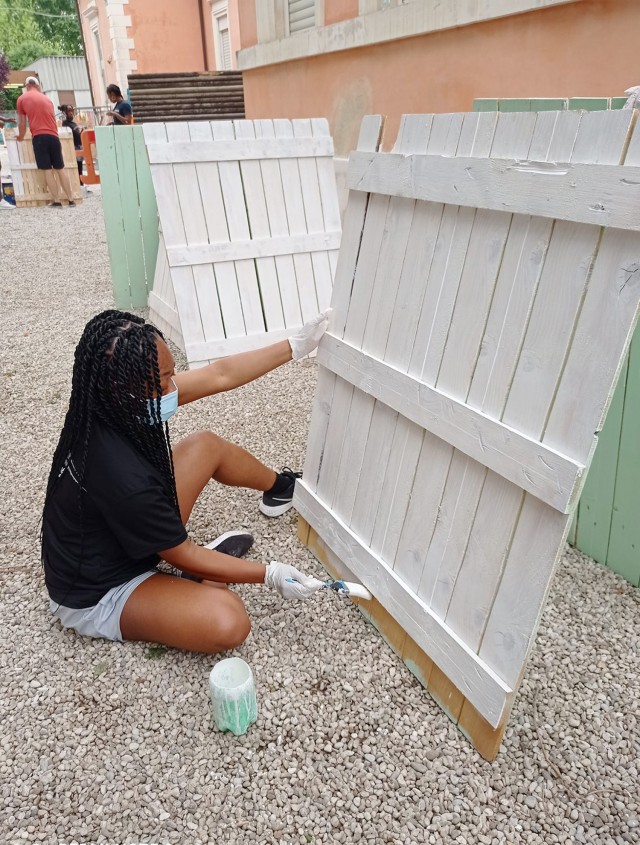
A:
238;0;638;156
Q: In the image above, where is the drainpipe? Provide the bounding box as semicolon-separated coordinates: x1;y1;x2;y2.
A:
198;0;210;71
75;0;96;107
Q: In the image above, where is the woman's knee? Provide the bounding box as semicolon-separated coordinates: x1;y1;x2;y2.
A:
180;430;226;455
209;593;251;652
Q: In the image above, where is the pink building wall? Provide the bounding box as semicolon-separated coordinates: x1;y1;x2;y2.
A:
240;0;639;155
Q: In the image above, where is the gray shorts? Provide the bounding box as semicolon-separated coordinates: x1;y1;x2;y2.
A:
50;570;157;642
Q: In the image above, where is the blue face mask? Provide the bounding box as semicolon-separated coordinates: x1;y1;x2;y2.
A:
147;378;178;424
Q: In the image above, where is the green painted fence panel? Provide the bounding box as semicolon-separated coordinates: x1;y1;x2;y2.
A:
568;97;610;111
474;97;628;114
498;98;530;112
574;357;628;565
606;331;640;587
133;126;159;295
94;128;130;307
473;99;500;112
528;98;567;111
95;125;158;309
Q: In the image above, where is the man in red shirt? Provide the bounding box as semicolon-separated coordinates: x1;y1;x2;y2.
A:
16;77;75;208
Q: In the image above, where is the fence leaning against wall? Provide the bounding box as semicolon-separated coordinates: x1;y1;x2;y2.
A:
472;97;640;587
94;124;159;309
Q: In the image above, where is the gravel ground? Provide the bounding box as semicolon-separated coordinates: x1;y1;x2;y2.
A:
1;194;639;845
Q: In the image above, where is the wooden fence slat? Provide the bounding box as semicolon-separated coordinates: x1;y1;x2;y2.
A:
478;109;635;692
146;136;334;164
347;152;640;231
573;357;627;565
317;335;584;513
233;120;285;333
302;115;382;493
132;125;159;301
606;331;640;587
94;127;130;309
295;482;512;728
166;231;341;267
254;119;301;328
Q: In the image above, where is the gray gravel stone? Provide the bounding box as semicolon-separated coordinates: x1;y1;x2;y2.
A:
1;179;639;845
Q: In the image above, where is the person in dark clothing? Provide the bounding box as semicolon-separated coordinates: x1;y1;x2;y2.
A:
106;84;133;126
60;104;83;177
42;308;331;652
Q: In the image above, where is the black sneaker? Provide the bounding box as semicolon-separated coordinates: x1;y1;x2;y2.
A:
260;467;302;517
48;202;62;208
68;200;76;207
205;530;254;557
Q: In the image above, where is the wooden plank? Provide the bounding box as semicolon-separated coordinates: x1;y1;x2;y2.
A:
437;111;540;649
164;123;206;350
293;482;512;728
290;118;331;313
478;109;634;692
146;136;335;164
255;119;301;328
166;231;342;267
132;124;159;301
94;127;130;309
606;330;640;586
142;123;186;249
543;228;640;462
234;120;285;333
317;335;584;513
185;327;294;361
269;119;317;321
574;356;627;564
113;127;149;309
330;115;383;338
347;152;640;231
212;120;264;337
189;120;244;342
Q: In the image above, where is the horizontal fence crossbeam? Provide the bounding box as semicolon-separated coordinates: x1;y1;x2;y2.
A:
318;335;585;513
348;151;640;231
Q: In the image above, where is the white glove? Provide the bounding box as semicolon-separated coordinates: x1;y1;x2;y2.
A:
288;309;332;360
265;561;324;600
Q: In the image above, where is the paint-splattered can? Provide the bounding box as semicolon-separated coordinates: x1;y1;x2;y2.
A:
209;657;258;736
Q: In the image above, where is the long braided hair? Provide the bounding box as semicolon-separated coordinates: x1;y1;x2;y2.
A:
42;310;180;548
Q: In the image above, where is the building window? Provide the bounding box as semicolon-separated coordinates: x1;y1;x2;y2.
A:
211;1;233;69
288;0;315;34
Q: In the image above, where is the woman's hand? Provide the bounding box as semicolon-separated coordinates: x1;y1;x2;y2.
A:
265;561;324;600
288;309;332;360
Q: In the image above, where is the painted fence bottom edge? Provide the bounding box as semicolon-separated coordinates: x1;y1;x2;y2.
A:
296;515;511;761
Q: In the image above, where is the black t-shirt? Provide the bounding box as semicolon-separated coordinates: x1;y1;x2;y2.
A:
62;117;83;149
112;99;132;125
43;422;187;608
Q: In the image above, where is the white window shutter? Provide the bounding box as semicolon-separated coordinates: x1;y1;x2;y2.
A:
289;0;315;33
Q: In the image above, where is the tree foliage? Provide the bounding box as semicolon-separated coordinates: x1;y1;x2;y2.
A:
0;0;82;70
0;52;9;89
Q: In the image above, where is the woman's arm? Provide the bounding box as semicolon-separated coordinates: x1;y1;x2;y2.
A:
173;339;292;405
161;538;267;583
172;309;331;405
161;539;323;599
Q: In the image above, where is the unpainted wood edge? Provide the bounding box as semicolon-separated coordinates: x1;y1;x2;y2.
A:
297;516;507;760
458;697;510;762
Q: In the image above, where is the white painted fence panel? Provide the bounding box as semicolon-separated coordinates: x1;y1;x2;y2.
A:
295;109;640;733
145;119;340;367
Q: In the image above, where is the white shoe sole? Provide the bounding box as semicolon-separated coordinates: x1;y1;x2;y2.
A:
259;500;294;517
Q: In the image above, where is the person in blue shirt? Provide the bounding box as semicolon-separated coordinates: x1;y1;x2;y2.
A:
106;84;133;126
